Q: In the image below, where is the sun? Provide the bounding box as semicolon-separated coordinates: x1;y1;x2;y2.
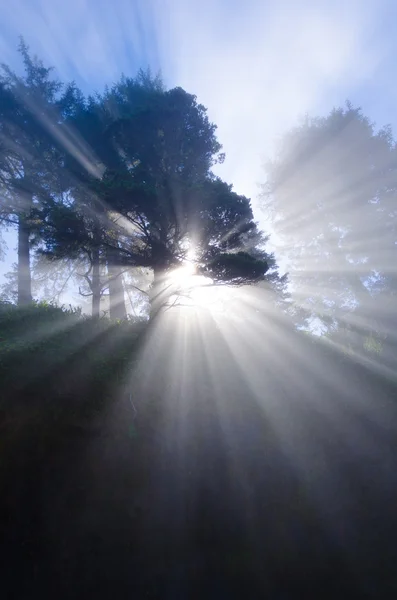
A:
166;248;234;315
168;247;200;289
167;252;211;309
170;261;197;287
168;266;230;315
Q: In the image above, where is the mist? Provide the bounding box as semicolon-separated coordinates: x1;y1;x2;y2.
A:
1;1;397;597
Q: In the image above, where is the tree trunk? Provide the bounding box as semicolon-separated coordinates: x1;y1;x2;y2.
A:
150;267;169;320
17;213;32;306
91;247;101;318
107;247;127;321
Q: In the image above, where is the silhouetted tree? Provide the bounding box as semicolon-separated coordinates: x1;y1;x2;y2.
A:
0;43;281;317
42;72;277;317
0;39;65;305
101;83;274;316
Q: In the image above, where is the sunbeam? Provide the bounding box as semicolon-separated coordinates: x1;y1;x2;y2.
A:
1;1;397;597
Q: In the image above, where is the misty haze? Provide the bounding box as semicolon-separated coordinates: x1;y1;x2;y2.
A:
1;1;397;598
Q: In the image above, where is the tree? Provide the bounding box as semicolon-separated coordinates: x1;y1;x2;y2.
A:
100;82;273;316
39;82;121;317
0;39;65;305
41;71;276;318
0;41;278;319
261;103;397;337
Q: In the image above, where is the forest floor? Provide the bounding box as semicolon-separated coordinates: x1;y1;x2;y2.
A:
2;312;397;598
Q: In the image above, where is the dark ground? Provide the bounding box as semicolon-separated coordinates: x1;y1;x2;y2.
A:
2;315;397;599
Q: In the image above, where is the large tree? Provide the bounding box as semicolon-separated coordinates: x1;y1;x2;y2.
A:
261;104;397;339
43;72;275;318
0;43;283;318
100;81;273;316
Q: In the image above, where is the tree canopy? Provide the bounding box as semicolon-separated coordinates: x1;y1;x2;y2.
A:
0;42;280;318
261;104;397;347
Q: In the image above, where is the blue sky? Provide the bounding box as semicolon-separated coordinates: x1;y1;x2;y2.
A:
1;0;397;280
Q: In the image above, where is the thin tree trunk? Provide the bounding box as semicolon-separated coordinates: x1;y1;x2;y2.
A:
150;267;170;320
17;213;32;306
91;247;101;318
107;247;127;321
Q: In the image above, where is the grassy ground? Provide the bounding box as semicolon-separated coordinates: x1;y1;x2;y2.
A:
1;302;397;598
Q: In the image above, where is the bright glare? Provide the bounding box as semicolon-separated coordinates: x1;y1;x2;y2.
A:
167;250;230;313
171;261;196;287
169;247;200;292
